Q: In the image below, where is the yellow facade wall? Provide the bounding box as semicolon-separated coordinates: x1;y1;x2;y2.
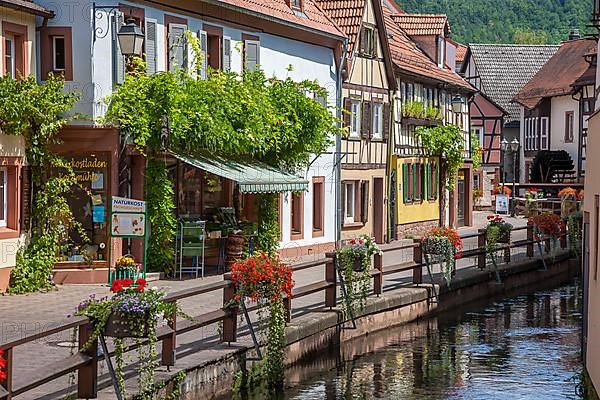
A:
394;155;440;225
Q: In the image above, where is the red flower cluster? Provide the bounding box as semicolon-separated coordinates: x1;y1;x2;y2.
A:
492;186;512;196
230;253;294;303
425;227;464;251
487;214;505;224
110;278;147;293
529;213;563;237
0;347;7;384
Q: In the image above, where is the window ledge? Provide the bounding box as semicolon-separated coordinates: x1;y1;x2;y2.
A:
0;228;20;240
312;229;324;238
291;232;304;241
342;222;364;229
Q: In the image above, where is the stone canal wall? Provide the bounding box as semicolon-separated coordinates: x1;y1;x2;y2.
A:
160;251;580;400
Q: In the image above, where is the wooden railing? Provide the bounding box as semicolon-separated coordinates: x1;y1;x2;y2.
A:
0;223;567;399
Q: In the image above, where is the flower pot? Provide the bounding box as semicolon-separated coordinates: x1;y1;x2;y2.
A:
104;312;150;338
497;231;511;244
352;258;364;272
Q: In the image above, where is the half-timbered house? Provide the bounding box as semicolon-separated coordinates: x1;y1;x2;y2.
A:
316;0;396;243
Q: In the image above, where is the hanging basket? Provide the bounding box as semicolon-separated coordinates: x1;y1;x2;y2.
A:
103;312;151;338
352;258;365;272
497;230;511;244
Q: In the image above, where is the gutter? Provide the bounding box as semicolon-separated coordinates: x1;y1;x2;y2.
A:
335;40;348;250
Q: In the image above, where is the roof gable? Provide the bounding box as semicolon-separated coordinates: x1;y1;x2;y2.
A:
514;38;597;109
463;44;559;122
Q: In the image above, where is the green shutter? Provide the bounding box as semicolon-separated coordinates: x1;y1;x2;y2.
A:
434;163;439;200
402;163;409;203
413;163;419;201
421;164;426;201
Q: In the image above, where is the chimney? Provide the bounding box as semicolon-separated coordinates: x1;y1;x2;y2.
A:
569;29;580;40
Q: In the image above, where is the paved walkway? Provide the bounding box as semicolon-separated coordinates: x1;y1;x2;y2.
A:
0;212;529;399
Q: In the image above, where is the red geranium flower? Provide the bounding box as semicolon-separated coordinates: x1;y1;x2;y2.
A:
135;278;147;291
122;278;133;287
110;280;124;293
0;347;7;384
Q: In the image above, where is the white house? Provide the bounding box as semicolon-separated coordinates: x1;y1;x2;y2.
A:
33;0;346;281
514;37;596;184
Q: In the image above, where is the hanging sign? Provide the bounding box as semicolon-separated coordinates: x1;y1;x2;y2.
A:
110;197;147;238
111;196;146;213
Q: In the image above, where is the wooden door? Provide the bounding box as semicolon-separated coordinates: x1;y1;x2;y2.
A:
373;177;384;244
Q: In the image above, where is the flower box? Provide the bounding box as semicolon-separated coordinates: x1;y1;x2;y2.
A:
104;312;151;338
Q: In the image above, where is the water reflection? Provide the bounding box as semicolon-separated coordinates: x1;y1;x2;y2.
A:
271;282;583;400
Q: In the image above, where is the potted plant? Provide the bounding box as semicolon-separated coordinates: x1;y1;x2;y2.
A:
0;347;6;384
485;215;513;264
336;235;381;317
421;227;463;285
115;255;138;274
529;212;564;255
73;278;186;398
229;253;294;388
525;187;543;216
558;187;578;218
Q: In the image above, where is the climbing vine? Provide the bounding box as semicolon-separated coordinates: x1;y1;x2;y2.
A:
257;193;280;256
415;124;465;190
105;66;339;269
0;75;79;293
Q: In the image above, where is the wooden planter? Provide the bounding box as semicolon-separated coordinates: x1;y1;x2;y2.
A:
104;313;151;338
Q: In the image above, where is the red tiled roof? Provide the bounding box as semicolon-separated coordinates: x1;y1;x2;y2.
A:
313;0;365;54
391;13;450;36
382;7;471;90
514;38;597;109
217;0;345;38
0;0;53;17
455;42;467;63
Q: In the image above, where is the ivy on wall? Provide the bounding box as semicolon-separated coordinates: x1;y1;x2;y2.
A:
105;66;339;271
0;75;79;293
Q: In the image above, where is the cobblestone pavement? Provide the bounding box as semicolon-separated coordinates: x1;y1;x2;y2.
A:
0;212;530;399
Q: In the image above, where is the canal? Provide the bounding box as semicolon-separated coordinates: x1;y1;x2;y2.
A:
241;281;584;399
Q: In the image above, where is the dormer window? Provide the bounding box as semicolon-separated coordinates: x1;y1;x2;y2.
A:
288;0;303;11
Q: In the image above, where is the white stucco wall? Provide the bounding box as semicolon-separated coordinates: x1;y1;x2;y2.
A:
36;0;340;253
550;95;579;172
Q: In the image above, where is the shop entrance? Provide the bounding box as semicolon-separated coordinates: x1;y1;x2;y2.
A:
457;170;466;227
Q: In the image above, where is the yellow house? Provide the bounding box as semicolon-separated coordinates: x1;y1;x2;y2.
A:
0;0;54;292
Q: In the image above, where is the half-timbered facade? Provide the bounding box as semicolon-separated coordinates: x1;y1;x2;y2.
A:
514;37;596;184
382;1;475;234
317;0;396;243
470;93;506;208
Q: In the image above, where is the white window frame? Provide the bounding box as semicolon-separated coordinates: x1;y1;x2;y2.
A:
0;168;7;228
350;100;361;138
472;127;484;148
344;182;355;224
4;35;15;78
533;117;539;150
372;103;383;139
437;36;445;67
52;36;66;71
540;117;549;150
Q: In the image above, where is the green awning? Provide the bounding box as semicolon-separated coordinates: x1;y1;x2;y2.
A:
170;151;308;193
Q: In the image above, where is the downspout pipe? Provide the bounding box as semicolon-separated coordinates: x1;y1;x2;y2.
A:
335;41;348;250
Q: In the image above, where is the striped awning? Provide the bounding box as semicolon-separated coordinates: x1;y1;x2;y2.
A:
170;151;308;194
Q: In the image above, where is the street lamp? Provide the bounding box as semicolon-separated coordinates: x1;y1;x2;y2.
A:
509;138;520;216
451;94;463;114
500;138;509;193
117;18;145;58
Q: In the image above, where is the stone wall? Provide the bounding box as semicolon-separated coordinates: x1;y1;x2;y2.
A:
395;219;438;239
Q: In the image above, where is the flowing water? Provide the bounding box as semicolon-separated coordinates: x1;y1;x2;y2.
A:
242;281;585;399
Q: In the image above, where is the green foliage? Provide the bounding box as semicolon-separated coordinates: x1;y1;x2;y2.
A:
402;100;425;119
395;0;592;44
257;193;280;256
0;75;79;294
105;68;339;266
471;132;482;169
415;124;465;190
567;211;583;257
145;159;176;274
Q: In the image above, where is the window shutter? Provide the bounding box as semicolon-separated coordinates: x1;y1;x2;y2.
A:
343;98;351;129
20;166;31;231
402;164;409;203
112;13;125;86
244;40;260;72
145;19;157;75
359;26;366;54
362;101;371;138
197;30;207;79
360;180;369;223
223;36;231;72
421;163;426;200
434;163;439;199
412;163;419;201
383;103;391;140
168;23;186;71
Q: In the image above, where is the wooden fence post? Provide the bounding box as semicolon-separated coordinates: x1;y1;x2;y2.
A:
325;252;336;308
560;223;567;249
527;223;534;258
78;323;98;398
412;239;423;284
283;297;292;322
222;273;237;343
373;253;383;296
161;307;177;366
477;229;487;270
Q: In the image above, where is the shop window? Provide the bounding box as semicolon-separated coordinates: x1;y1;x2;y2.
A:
565;111;574;143
40;26;73;80
312;177;324;237
342;181;356;224
372;103;384;140
291;192;303;239
177;166;226;216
